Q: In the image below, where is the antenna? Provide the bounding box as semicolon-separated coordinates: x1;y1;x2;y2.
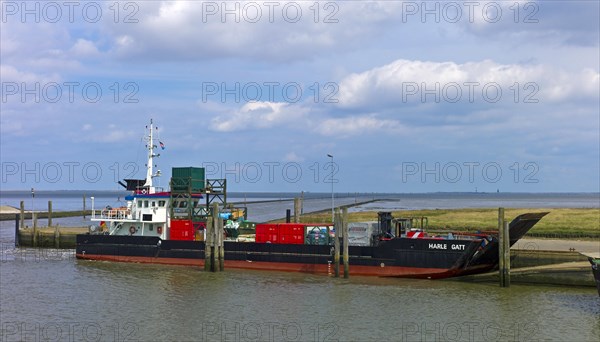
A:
142;119;161;193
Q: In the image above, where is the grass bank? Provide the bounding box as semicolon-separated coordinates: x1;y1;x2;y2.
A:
293;208;600;239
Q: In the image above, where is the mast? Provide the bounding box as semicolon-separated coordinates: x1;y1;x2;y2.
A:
143;119;161;193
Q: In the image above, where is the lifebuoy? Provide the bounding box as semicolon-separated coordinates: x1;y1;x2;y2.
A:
141;189;147;194
129;226;136;235
157;226;163;235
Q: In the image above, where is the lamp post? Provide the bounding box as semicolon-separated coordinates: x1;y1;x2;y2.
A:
327;154;334;222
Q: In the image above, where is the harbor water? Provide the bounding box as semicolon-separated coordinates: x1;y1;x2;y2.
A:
1;192;599;341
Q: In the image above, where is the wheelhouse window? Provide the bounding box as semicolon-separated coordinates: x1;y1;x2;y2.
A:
144;201;149;208
158;200;166;207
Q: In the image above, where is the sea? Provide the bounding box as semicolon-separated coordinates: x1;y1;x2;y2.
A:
0;191;599;341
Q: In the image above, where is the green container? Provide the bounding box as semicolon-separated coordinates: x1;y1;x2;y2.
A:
171;167;205;192
172;167;205;180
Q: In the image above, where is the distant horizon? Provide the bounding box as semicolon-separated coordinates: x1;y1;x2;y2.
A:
1;189;599;195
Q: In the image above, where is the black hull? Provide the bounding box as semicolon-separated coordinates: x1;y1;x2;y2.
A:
76;213;548;279
77;235;482;278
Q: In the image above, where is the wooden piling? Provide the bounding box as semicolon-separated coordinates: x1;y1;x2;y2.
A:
293;198;301;223
19;201;25;228
213;203;219;272
501;220;511;287
219;226;225;272
48;200;53;227
214;204;224;272
286;209;291;223
218;214;225;271
32;210;38;247
333;208;341;277
498;207;509;287
205;206;214;272
342;207;349;278
83;195;86;219
15;214;20;247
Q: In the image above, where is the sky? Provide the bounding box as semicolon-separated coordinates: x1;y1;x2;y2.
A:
1;0;599;193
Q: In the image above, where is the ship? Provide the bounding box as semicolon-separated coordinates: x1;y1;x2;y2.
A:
76;120;548;279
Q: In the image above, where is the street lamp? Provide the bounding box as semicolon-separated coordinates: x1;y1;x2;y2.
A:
327;154;334;222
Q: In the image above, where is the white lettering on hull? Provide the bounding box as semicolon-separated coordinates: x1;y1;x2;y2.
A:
428;243;466;250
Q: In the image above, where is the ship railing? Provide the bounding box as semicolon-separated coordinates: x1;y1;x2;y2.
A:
100;208;132;220
134;186;166;194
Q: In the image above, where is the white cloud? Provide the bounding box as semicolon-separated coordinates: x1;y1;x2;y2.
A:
0;65;59;83
284;152;304;162
314;115;406;137
89;125;134;143
337;59;599;108
209;101;306;132
105;1;403;61
70;39;100;58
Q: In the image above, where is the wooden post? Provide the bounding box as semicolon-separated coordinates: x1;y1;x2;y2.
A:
502;221;510;287
342;207;349;278
19;201;24;228
212;203;224;272
15;214;20;247
213;203;225;272
498;207;507;287
293;198;300;223
32;209;38;247
286;209;291;223
83;195;86;219
213;203;219;272
205;206;214;272
333;208;341;277
48;200;53;227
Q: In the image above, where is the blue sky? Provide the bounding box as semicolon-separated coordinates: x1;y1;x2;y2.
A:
1;0;599;193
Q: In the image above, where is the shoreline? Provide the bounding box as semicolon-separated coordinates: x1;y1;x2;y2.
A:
281;207;600;239
4;205;599;239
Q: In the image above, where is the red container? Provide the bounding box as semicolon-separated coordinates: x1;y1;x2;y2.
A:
256;223;278;235
255;233;267;243
170;229;194;240
171;219;192;230
170;219;194;241
279;234;304;244
255;233;278;243
255;223;306;244
278;223;304;236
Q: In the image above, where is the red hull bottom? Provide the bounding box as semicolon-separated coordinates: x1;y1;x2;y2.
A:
76;253;460;279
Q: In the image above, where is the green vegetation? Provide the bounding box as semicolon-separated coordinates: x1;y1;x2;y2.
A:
291;208;600;239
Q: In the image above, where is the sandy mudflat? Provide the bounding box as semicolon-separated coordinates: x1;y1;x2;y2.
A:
516;237;599;257
0;206;23;214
